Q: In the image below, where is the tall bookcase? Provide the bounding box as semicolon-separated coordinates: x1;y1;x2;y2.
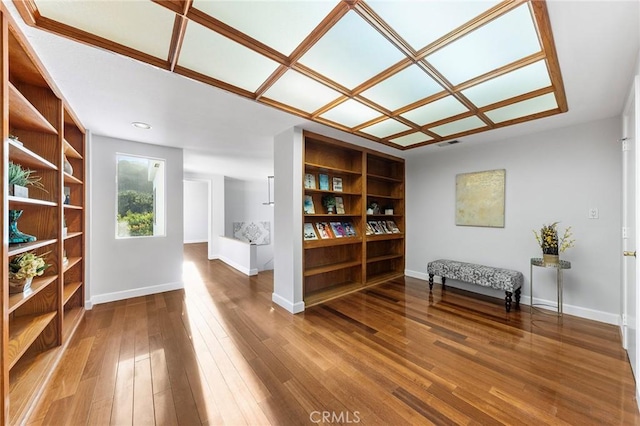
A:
1;7;86;424
302;132;404;306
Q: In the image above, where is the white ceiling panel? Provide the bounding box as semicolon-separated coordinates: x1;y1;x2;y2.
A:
319;99;381;128
359;118;411;138
34;0;175;59
462;60;552;107
429;116;486;137
485;93;558;123
390;132;434;147
367;0;501;51
263;70;341;113
426;4;541;85
360;65;443;112
298;11;406;89
179;20;280;92
401;96;468;126
192;0;339;56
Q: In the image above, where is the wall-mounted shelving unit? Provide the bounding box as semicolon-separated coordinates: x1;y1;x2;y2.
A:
1;6;86;424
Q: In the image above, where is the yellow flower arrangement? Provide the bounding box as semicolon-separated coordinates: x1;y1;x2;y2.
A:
9;251;49;280
533;222;575;255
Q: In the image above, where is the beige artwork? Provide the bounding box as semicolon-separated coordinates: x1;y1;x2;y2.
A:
456;169;505;228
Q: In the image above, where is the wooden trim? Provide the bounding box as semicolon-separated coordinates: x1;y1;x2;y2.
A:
530;0;568;112
258;96;313;119
1;10;8;425
293;63;352;98
351;58;413;97
255;65;289;100
353;2;416;60
391;91;449;117
310;95;348;119
173;65;255;100
168;15;188;72
11;0;40;27
479;85;555;113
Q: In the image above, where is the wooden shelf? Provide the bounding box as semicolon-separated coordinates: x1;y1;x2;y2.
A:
304;237;362;249
63;203;83;210
8;312;57;368
367;254;403;264
366;233;404;241
8;275;57;314
8;195;57;208
8;140;57;170
304;188;360;196
305;162;361;176
62;307;84;341
8;82;57;134
63;172;82;185
305;214;360;218
63;281;82;305
8;239;57;257
63;231;82;240
63;257;82;272
367;193;402;200
304;281;362;307
305;260;361;277
367;173;403;183
63;139;82;159
366;271;404;285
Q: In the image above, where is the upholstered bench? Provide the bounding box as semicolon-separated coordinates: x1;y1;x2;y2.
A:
427;259;523;312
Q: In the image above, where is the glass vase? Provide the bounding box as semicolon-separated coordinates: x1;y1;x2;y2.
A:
9;210;36;244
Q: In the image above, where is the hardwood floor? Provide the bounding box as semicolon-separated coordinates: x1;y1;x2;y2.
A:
26;243;640;425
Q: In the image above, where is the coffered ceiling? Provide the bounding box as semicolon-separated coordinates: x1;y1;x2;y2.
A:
14;0;567;150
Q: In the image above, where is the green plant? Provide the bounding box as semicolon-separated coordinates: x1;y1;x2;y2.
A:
322;195;336;209
8;161;46;192
118;211;153;236
9;251;49;280
533;222;575;255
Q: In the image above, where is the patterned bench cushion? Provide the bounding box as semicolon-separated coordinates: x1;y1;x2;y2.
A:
427;259;523;292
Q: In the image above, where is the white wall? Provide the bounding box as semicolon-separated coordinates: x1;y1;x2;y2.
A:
183;179;208;243
224;177;274;271
90;135;184;304
272;127;304;313
405;117;622;324
183;172;224;260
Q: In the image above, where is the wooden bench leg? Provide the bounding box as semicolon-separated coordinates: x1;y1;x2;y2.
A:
442;277;446;289
505;291;513;313
515;288;521;310
428;274;434;291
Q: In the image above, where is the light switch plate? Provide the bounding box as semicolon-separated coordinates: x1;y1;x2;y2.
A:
588;208;599;219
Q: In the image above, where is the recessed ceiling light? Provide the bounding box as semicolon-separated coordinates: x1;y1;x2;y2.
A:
131;121;151;129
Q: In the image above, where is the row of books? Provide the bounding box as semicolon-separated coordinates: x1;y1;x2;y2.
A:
366;220;401;235
304;172;343;192
304;222;356;240
304;195;345;214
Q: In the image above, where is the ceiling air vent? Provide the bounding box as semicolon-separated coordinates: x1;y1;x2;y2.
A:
437;140;460;147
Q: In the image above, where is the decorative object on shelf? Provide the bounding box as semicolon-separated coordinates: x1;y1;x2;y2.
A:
533;222;575;265
63;215;68;238
8;251;50;294
318;173;329;191
304;173;316;189
332;177;343;192
304;195;315;214
303;223;318;240
368;201;380;215
335;196;345;214
63;154;73;175
384;205;394;215
8;134;22;146
63;249;69;267
456;169;505;228
8;161;45;197
322;194;336;213
9;209;36;244
63;186;71;204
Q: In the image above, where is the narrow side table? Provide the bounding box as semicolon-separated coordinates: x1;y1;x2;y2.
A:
530;257;572;316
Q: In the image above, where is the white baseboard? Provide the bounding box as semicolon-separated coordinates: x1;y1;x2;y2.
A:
219;255;258;276
184;239;208;244
272;293;305;314
85;300;93;310
405;268;618;325
90;281;184;306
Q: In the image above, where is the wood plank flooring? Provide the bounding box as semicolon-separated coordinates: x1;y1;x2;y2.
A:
26;243;640;425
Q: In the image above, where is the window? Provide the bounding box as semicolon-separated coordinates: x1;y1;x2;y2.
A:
116;154;165;238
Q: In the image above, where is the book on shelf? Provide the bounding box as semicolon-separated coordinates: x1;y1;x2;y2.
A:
386;220;400;233
318;173;330;190
365;222;374;235
379;221;391;234
304;223;318;240
335;196;345;214
304;173;316;189
315;222;334;239
369;221;384;234
332;177;343;192
304;195;315;214
343;221;356;237
330;222;346;238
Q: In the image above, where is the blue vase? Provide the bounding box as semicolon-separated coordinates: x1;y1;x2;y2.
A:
9;210;36;244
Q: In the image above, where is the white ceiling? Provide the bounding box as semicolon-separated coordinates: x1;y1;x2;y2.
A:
5;1;639;180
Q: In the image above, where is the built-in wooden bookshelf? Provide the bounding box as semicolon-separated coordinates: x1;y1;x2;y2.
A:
302;131;405;307
1;6;86;424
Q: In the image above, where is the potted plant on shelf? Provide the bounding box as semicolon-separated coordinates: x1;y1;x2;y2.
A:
8;251;50;294
533;222;575;265
8;161;46;198
322;194;336;214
